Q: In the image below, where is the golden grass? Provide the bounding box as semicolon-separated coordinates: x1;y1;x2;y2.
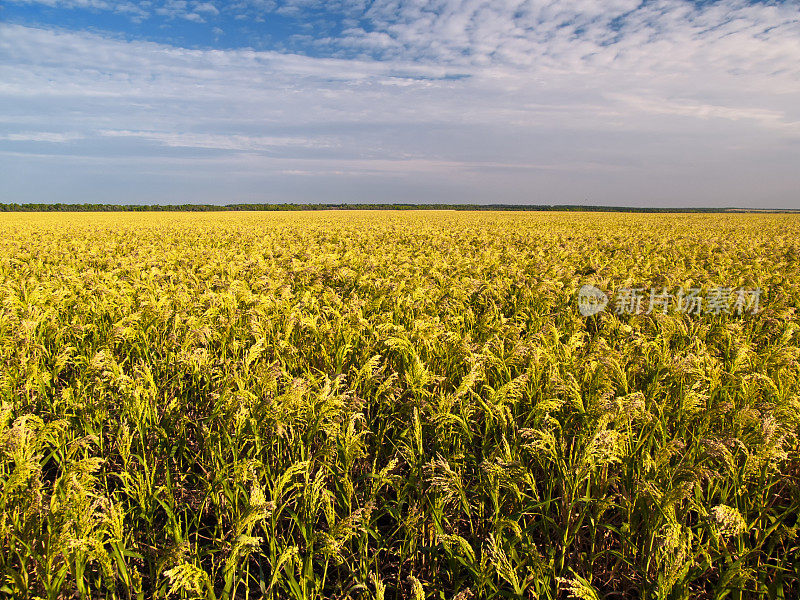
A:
1;211;798;599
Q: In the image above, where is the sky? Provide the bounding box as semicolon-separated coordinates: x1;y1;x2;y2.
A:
1;0;799;207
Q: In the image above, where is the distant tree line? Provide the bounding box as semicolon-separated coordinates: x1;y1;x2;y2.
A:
0;203;790;213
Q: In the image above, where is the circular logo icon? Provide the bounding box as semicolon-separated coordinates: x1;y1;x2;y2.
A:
578;284;608;316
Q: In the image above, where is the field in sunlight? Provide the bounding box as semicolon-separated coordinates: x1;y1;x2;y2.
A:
1;211;799;599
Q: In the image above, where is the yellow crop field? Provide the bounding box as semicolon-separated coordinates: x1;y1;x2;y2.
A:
1;211;799;599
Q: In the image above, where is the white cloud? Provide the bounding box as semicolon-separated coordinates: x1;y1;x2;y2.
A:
6;0;112;8
194;2;218;15
98;129;337;150
0;131;84;142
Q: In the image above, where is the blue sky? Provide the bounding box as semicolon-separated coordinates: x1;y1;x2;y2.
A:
1;0;799;207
